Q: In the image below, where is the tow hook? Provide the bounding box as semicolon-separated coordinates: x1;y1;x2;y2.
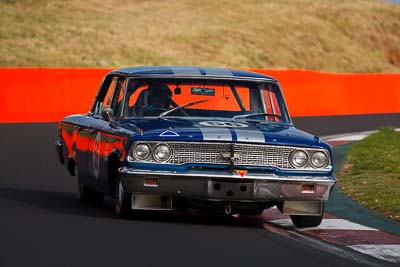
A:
225;203;232;215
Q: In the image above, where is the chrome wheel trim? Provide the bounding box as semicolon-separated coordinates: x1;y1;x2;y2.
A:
75;165;81;195
79;181;83;194
115;179;125;214
118;180;124;205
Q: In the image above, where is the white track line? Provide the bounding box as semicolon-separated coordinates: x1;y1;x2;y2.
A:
322;128;400;142
324;134;370;142
269;219;378;231
262;131;400;264
348;245;400;263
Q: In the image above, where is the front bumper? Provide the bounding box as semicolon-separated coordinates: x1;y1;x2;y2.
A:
118;167;336;202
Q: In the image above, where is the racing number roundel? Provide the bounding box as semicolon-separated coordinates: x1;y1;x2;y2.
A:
92;132;101;179
198;121;248;128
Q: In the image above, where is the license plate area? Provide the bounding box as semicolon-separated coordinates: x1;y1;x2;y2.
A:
131;194;172;210
207;180;253;199
283;201;322;215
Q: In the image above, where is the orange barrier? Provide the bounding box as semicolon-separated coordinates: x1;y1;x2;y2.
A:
0;68;399;123
252;69;400;118
0;68;111;123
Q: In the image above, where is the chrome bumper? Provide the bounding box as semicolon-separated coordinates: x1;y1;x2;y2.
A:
118;167;336;202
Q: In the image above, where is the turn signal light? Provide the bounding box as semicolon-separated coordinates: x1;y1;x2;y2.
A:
301;184;315;193
144;177;159;187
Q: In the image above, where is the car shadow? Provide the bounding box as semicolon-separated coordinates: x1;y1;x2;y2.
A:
0;186;256;228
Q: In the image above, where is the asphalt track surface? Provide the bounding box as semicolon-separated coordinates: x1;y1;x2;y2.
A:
292;113;400;136
0;122;394;267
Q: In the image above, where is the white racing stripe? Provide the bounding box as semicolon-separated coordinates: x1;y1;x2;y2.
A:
269;218;378;231
348;245;400;263
235;129;265;143
197;121;267;143
203;68;233;76
199;127;232;141
170;66;201;75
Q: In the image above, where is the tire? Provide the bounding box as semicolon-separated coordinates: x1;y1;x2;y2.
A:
115;175;131;217
77;175;105;205
290;211;324;228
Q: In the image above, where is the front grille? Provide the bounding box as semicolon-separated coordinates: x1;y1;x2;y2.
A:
135;142;329;170
169;143;293;168
168;143;293;168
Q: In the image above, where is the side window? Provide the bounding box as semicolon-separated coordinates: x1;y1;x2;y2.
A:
92;76;121;115
115;79;126;117
93;76;117;114
263;84;282;122
102;77;118;110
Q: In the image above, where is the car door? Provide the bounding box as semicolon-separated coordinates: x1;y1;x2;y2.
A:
86;76;126;192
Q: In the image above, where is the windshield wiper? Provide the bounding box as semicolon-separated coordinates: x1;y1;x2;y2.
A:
232;112;281;121
159;99;209;118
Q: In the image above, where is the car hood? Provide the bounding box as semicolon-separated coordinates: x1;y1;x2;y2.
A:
116;117;329;149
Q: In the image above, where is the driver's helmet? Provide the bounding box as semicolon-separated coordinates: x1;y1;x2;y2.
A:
145;82;172;110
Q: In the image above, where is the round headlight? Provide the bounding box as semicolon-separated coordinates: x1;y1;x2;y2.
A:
153;144;172;162
133;143;151;160
311;151;328;168
289;150;309;168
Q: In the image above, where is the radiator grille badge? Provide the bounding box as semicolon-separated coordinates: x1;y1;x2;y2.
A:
234;170;247;178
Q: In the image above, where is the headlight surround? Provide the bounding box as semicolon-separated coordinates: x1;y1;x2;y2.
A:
289;150;309;168
153;144;172;162
132;143;151;160
311;151;329;168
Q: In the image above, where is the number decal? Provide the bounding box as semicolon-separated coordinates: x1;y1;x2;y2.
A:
92;132;101;179
198;121;248;128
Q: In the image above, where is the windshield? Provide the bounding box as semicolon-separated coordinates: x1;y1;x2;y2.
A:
120;78;291;123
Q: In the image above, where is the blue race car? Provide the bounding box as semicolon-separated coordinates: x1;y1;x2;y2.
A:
55;66;335;227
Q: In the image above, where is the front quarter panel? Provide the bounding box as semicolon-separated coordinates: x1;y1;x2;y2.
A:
59;115;84;164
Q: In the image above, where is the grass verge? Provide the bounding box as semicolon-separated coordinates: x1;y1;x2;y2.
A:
337;127;400;221
1;0;400;72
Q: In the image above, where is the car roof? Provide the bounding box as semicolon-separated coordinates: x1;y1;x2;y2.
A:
109;66;277;82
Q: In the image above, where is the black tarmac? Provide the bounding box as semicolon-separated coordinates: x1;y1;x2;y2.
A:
293;113;400;136
0;120;394;267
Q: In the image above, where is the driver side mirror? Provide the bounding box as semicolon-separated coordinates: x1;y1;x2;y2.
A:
101;107;114;122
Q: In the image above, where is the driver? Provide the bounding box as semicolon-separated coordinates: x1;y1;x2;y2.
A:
142;82;172;115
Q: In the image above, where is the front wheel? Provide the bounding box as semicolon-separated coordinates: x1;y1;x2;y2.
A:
77;176;104;205
115;175;131;217
77;175;104;205
290;212;324;228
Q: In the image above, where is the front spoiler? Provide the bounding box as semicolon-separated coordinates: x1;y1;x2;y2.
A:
118;167;336;202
